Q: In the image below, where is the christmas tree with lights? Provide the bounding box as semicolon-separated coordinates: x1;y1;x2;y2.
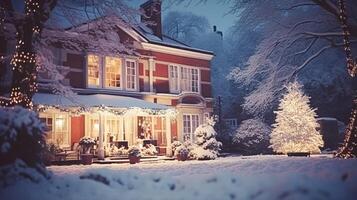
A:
270;81;324;154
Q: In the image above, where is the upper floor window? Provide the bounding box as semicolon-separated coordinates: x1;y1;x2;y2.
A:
87;55;100;87
86;54;137;91
169;65;179;93
126;60;137;90
105;57;121;88
169;65;200;93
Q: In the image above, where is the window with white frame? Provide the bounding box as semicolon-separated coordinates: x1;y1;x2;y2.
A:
169;65;179;93
169;65;200;93
40;113;70;147
105;57;121;88
183;114;200;141
88;117;99;139
126;60;137;90
87;55;101;87
86;54;138;91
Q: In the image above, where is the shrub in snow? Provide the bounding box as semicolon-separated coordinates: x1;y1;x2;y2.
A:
191;118;222;160
0;106;48;182
110;146;128;156
175;145;190;161
128;146;141;157
142;144;158;156
233;118;271;155
79;137;96;154
170;140;183;154
43;143;63;165
270;81;324;154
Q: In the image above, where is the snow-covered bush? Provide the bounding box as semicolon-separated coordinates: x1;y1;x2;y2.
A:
142;144;158;156
79;137;96;154
43;143;63;165
233;118;271;155
170;140;183;153
128;146;141;157
110;146;128;156
191;119;222;160
0;106;48;182
174;145;189;161
270;82;324;154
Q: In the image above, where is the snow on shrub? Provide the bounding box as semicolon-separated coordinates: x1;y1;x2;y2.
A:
142;144;158;156
110;146;128;156
174;145;189;158
191;118;222;160
0;106;49;183
233;118;271;155
79;137;96;154
128;146;141;157
170;140;183;153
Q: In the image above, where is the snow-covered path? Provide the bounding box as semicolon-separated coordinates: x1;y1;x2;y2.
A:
2;155;357;200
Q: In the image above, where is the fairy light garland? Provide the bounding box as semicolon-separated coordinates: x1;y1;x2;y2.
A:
336;0;357;158
35;104;178;119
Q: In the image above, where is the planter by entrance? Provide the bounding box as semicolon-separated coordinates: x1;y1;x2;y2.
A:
176;154;188;161
81;154;93;165
129;156;140;164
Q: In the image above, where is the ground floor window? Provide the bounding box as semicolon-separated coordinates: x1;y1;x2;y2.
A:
40;113;70;147
183;114;200;142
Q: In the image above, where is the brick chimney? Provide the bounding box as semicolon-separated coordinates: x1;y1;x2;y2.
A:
140;0;162;39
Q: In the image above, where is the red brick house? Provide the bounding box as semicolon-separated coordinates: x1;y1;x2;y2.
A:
34;0;214;157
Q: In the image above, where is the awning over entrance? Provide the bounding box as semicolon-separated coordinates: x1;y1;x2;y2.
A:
33;93;169;110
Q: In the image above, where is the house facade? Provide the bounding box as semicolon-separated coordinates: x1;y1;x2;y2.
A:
34;0;214;157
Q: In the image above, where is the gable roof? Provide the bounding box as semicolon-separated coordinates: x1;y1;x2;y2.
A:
59;15;214;58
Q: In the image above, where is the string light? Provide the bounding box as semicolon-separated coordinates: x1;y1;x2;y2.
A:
335;0;357;159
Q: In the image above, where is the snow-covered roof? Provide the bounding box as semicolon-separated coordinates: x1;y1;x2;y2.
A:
134;24;214;55
33;93;169;110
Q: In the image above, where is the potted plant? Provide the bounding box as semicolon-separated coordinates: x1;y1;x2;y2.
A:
128;146;141;164
79;137;96;165
175;145;189;161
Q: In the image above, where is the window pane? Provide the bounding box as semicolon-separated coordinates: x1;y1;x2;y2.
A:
126;61;136;90
105;57;121;88
169;65;179;93
87;55;100;87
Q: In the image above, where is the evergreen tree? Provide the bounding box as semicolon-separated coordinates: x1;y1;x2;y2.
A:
270;81;324;154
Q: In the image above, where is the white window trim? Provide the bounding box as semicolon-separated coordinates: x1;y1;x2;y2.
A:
39;111;71;148
103;56;123;90
86;54;103;88
169;64;180;93
182;113;200;142
168;64;201;94
125;58;139;91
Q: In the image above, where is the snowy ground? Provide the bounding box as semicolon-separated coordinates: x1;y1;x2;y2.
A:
1;155;357;200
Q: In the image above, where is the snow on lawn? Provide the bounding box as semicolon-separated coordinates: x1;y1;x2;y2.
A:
1;155;357;200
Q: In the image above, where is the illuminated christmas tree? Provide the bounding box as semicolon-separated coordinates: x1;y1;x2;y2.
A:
270;81;324;154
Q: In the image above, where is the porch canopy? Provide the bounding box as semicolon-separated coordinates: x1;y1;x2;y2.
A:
32;93;172;115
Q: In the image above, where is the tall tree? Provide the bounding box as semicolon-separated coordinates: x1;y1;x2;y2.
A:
0;0;57;108
335;0;357;158
270;81;324;154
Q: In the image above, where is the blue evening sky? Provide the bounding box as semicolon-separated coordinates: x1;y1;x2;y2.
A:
132;0;237;33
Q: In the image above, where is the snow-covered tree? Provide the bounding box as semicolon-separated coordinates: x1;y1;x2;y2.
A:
163;11;210;45
270;81;324;154
190;117;222;160
233;118;271;155
227;0;356;120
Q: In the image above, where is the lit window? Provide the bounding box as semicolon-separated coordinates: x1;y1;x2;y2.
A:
87;55;101;87
105;57;121;88
126;60;137;90
40;113;70;147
